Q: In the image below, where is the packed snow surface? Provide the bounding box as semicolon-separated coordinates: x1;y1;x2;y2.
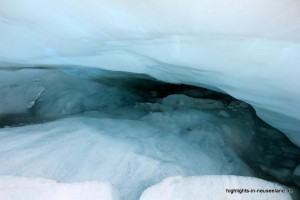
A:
0;176;119;200
140;175;293;200
0;0;300;146
0;175;293;200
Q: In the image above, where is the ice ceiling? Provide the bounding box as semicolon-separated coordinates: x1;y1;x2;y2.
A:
0;0;300;199
0;0;300;146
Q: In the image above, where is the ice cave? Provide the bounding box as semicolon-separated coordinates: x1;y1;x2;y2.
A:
0;0;300;200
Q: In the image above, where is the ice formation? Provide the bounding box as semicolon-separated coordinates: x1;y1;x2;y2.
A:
0;0;300;146
0;0;300;199
0;68;299;199
0;70;251;199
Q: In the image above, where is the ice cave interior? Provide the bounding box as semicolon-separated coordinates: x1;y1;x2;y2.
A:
0;0;300;200
0;67;299;200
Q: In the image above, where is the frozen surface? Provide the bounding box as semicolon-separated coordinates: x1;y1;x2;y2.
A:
0;69;140;117
140;175;293;200
0;69;260;199
0;176;119;200
0;0;300;146
1;1;300;198
0;68;299;199
0;114;252;199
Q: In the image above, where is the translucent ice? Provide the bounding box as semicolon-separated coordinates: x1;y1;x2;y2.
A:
0;0;299;146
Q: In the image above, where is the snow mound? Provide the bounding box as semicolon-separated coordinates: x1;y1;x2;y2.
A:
0;176;119;200
140;175;293;200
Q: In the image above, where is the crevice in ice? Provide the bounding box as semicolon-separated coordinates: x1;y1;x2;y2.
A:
0;67;299;199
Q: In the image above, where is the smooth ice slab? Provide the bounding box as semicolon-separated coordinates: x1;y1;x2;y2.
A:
0;176;119;200
140;175;293;200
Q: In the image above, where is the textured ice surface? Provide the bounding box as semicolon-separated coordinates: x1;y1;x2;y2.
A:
0;0;300;146
0;113;252;199
0;69;255;199
0;68;299;199
0;69;141;117
0;176;119;200
140;175;293;200
1;1;300;199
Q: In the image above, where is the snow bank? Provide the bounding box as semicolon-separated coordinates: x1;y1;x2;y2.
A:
0;0;299;146
140;175;293;200
0;176;119;200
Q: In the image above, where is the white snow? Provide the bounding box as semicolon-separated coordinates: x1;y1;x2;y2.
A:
0;176;119;200
0;0;299;146
140;175;293;200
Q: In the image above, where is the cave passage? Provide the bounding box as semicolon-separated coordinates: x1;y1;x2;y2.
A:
0;67;299;199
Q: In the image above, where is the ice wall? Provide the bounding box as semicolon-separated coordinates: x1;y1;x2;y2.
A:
0;0;300;146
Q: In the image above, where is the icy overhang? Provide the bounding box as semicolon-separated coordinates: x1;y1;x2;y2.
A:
0;0;300;146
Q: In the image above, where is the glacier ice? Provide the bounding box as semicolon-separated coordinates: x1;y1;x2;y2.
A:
1;0;300;199
0;68;299;199
0;0;299;146
0;107;252;199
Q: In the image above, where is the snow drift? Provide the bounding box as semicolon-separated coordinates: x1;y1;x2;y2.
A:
0;176;119;200
140;175;293;200
0;176;293;200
